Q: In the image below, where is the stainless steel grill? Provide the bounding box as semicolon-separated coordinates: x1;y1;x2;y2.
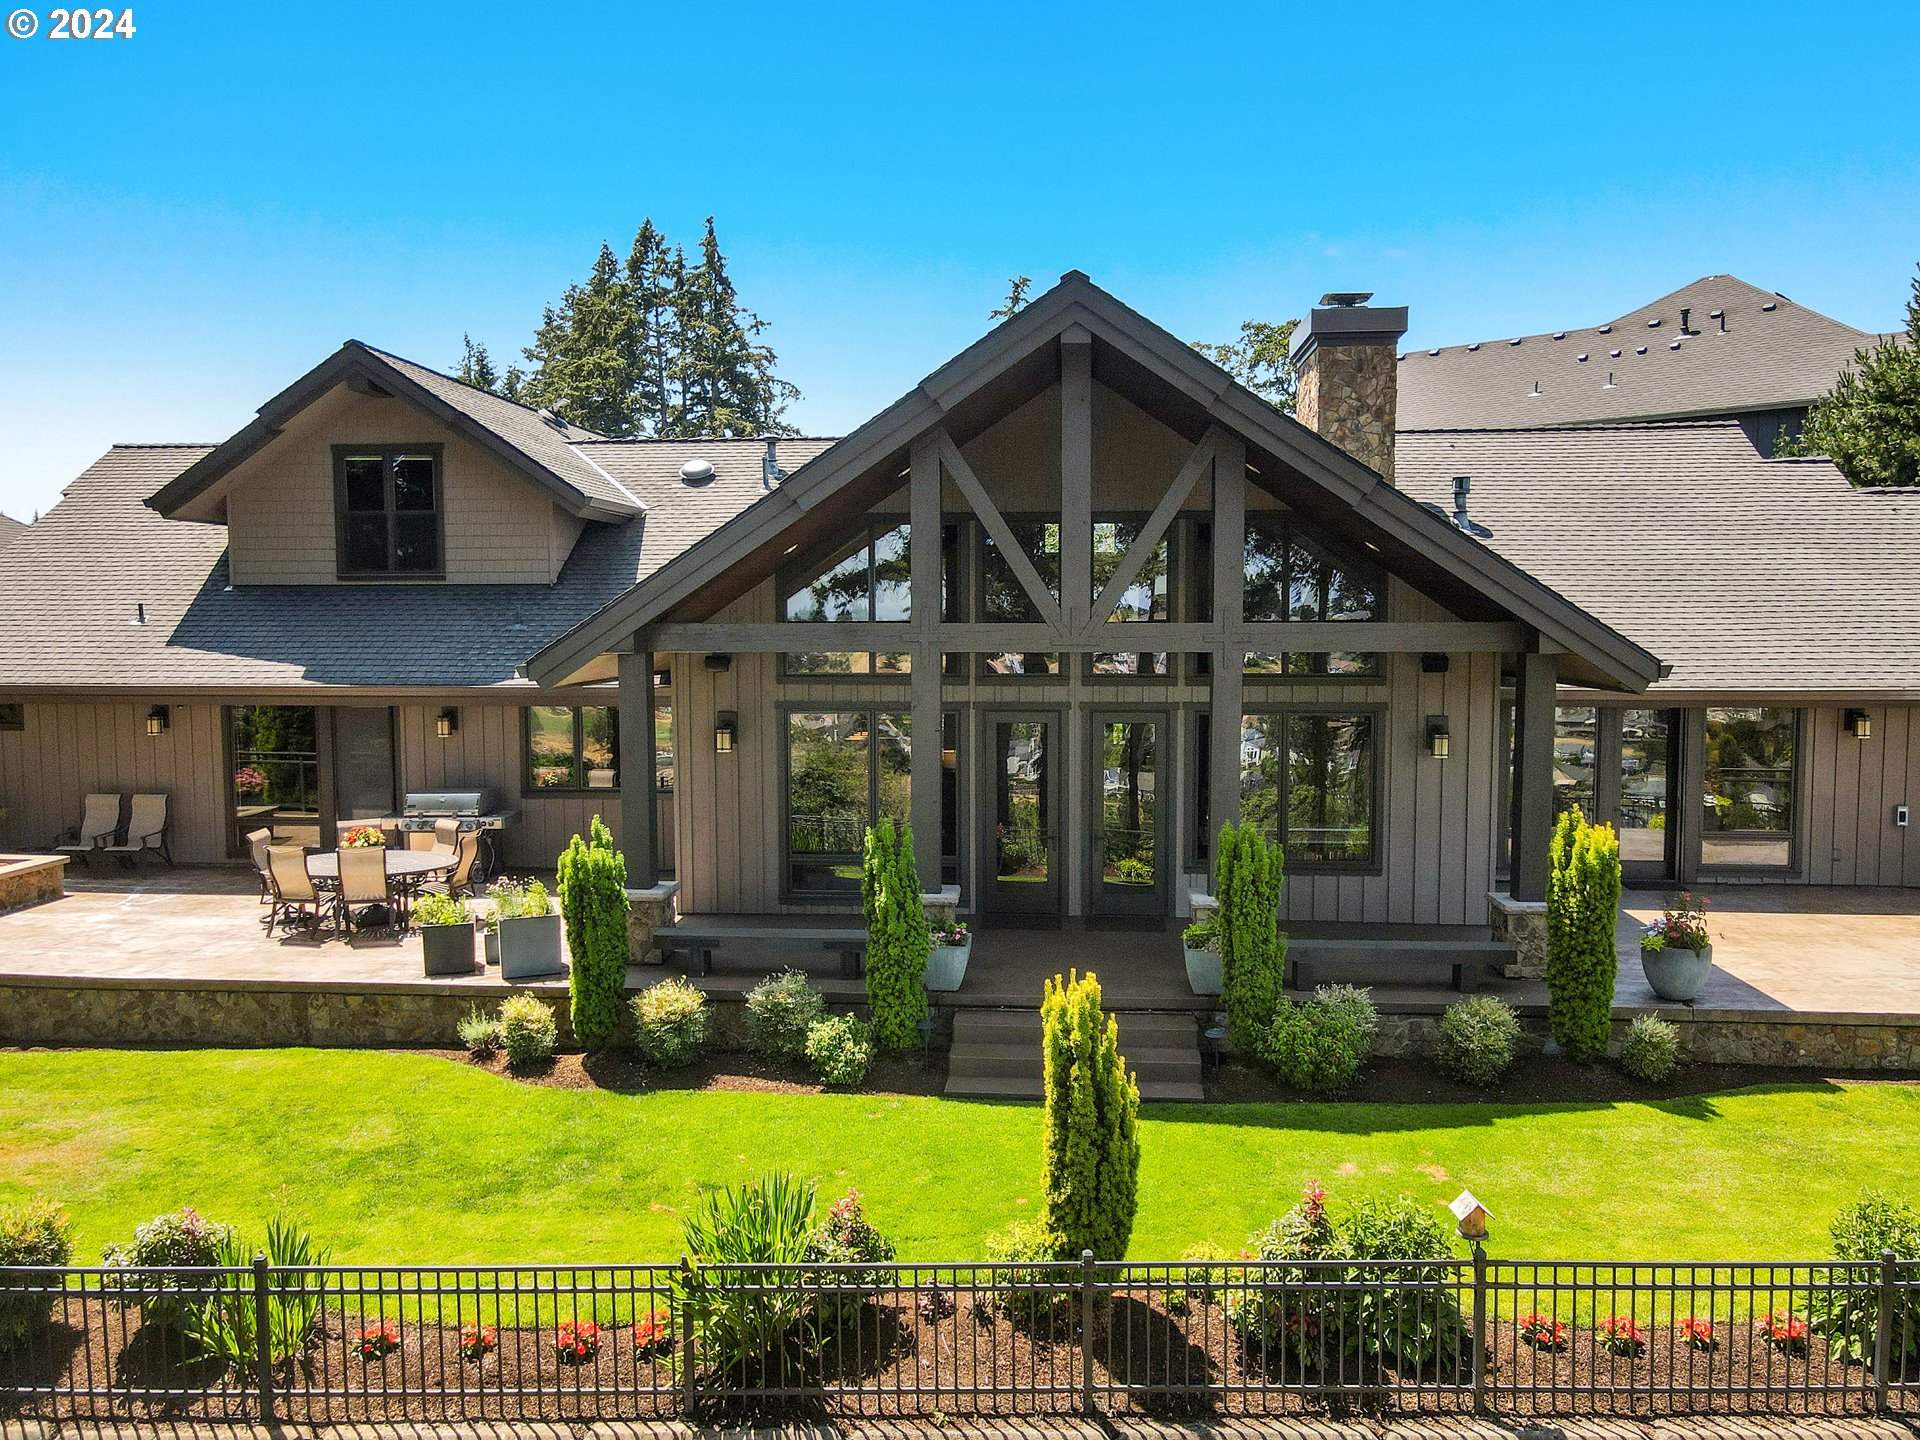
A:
375;791;519;878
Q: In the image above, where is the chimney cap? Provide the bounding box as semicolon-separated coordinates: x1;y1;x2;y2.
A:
1291;297;1409;363
1319;290;1374;307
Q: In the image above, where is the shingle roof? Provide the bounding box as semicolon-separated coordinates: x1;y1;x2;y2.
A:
1395;276;1888;429
1397;422;1920;696
0;437;834;691
0;513;25;550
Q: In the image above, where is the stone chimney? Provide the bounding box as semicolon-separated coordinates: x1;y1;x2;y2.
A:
1291;292;1408;482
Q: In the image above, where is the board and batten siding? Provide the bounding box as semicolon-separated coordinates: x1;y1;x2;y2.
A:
1801;704;1920;887
0;700;228;863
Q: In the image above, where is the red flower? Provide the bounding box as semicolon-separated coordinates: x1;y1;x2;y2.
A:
356;1323;400;1361
1680;1316;1716;1351
556;1319;601;1362
1518;1312;1568;1351
457;1323;496;1361
631;1312;672;1356
1762;1311;1808;1352
1599;1315;1646;1357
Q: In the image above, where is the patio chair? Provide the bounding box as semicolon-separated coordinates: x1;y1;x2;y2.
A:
335;845;395;941
265;846;330;939
432;818;461;854
53;793;122;868
445;830;481;899
245;828;275;904
103;793;173;870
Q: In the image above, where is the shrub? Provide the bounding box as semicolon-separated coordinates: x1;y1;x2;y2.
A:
1228;1182;1337;1359
100;1205;236;1333
745;969;826;1058
490;875;551;921
862;820;930;1052
1436;995;1522;1088
497;993;560;1069
1545;806;1621;1063
1163;1240;1233;1313
1263;994;1370;1095
559;815;629;1053
1315;983;1378;1048
983;1218;1066;1325
412;892;472;927
805;1187;896;1326
1181;915;1219;952
1214;822;1286;1053
183;1215;328;1369
804;1014;875;1085
631;976;710;1068
1812;1192;1920;1365
0;1200;73;1351
457;1004;500;1058
1619;1013;1679;1083
1040;969;1141;1261
674;1174;817;1381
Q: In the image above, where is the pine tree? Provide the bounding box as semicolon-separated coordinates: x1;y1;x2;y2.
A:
669;217;800;438
1039;969;1141;1261
990;276;1032;320
521;242;641;436
1781;266;1920;485
1545;806;1621;1063
456;334;500;392
626;219;682;436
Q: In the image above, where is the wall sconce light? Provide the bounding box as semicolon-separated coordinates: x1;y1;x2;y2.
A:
1420;652;1450;674
436;707;460;740
1845;708;1872;741
714;711;738;754
702;653;733;673
1426;714;1451;760
652;666;671;689
1449;1189;1492;1244
145;705;170;738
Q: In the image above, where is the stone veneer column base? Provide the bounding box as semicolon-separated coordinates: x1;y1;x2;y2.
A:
1488;891;1548;979
626;881;680;965
921;883;961;927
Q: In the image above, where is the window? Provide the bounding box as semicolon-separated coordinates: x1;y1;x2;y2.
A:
1241;517;1381;677
1092;517;1170;677
1703;707;1797;869
783;521;912;675
334;446;443;577
1554;706;1598;818
654;702;674;793
980;519;1061;676
1237;711;1378;868
785;709;911;895
525;705;619;791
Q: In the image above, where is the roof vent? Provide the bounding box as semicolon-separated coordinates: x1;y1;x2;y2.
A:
680;459;717;487
536;407;569;434
1669;340;1682;350
1598;324;1612;334
1530;380;1542;395
1320;291;1374;307
1466;342;1480;352
131;602;146;626
1508;338;1522;346
1610;348;1621;358
1711;308;1727;332
1680;307;1694;335
1552;331;1566;340
1428;347;1440;356
1762;300;1778;311
1605;372;1617;389
1647;317;1662;328
762;437;789;491
1576;352;1589;362
1636;345;1648;355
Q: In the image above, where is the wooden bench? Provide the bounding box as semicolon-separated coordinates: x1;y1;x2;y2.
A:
1285;939;1512;995
657;922;869;980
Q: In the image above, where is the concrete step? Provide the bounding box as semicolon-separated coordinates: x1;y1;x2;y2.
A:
946;1007;1204;1101
948;1042;1201;1081
944;1074;1206;1103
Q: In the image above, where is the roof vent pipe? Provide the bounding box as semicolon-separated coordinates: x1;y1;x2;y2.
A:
1680;307;1693;335
762;437;788;490
1451;476;1492;539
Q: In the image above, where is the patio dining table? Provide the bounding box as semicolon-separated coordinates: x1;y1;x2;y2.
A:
306;848;455;932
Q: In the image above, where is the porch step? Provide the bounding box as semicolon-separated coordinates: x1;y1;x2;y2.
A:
945;1009;1204;1102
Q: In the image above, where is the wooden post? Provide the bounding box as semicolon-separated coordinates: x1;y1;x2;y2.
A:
1510;646;1558;902
1673;707;1703;886
1208;441;1247;843
910;441;945;894
618;647;658;887
1060;328;1094;634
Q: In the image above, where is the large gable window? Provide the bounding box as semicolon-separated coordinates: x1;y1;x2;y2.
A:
1242;517;1382;677
335;446;443;578
783;521;913;675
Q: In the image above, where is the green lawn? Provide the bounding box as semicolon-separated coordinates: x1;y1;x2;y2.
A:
3;1049;1915;1265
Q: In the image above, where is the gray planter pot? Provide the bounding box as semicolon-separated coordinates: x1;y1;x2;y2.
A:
1184;946;1223;996
926;938;972;993
499;910;566;981
484;928;500;967
421;920;478;977
1640;942;1713;1003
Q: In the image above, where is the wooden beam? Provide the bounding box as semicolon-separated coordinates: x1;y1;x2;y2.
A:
909;438;942;637
1060;331;1094;633
934;431;1065;630
1510;647;1558;902
641;619;1530;654
618;649;658;887
1209;438;1248;839
1086;428;1219;634
910;646;943;891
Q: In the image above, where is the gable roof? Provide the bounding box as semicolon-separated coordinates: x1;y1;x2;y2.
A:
0;437;832;691
527;271;1662;693
1396;276;1889;430
1398;421;1920;697
0;513;25;550
146;341;643;523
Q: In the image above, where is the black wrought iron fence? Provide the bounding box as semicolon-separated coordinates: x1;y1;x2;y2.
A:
2;1253;1915;1422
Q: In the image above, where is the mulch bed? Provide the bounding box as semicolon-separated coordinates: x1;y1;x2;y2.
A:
432;1047;948;1097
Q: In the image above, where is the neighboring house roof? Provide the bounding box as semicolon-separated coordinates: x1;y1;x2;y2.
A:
530;271;1663;694
1398;421;1920;697
1395;276;1888;429
0;437;833;691
0;513;25;550
147;342;645;523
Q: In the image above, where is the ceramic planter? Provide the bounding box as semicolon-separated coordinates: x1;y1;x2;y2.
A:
498;910;566;981
484;927;500;967
925;937;972;993
421;919;478;977
1640;942;1713;1003
1184;945;1223;996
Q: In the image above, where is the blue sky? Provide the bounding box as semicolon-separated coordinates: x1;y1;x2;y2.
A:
2;0;1916;520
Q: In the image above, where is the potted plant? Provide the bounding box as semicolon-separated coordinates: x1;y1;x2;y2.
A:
340;825;386;848
414;892;479;977
1639;891;1713;1002
925;917;972;992
1181;913;1223;995
493;876;565;981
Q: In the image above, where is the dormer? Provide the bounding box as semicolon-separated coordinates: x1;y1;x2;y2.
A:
146;342;641;585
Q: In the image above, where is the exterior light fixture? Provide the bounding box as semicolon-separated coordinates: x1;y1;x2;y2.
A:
436;707;460;740
714;711;738;754
1449;1190;1491;1244
145;705;170;738
1426;715;1451;760
1845;708;1872;741
652;666;671;689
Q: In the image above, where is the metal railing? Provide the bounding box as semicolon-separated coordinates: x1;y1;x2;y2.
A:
2;1253;1915;1421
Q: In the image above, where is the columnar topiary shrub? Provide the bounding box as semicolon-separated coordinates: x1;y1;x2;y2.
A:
861;819;930;1053
1214;821;1286;1053
1039;969;1140;1261
559;814;630;1052
1544;805;1621;1064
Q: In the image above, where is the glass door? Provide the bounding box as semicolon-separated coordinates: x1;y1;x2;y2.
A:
228;704;320;852
980;712;1062;923
1089;711;1166;921
1617;708;1677;881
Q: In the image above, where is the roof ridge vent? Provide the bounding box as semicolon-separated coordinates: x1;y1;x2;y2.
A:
680;459;717;488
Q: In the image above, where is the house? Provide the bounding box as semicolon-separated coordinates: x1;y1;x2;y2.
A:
0;271;1909;962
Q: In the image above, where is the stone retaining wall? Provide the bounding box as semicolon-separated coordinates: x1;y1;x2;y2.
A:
0;855;66;914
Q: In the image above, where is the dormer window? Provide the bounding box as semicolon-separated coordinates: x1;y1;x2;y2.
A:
334;445;443;578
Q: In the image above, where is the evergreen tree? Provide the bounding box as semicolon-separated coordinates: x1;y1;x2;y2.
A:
1544;806;1621;1064
990;276;1032;320
1214;821;1287;1053
559;814;630;1052
455;334;500;392
626;219;682;436
861;819;930;1052
1192;319;1301;414
521;242;641;436
1780;266;1920;486
669;217;800;438
1039;969;1141;1260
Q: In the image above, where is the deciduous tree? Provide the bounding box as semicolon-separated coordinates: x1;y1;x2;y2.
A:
1781;266;1920;486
